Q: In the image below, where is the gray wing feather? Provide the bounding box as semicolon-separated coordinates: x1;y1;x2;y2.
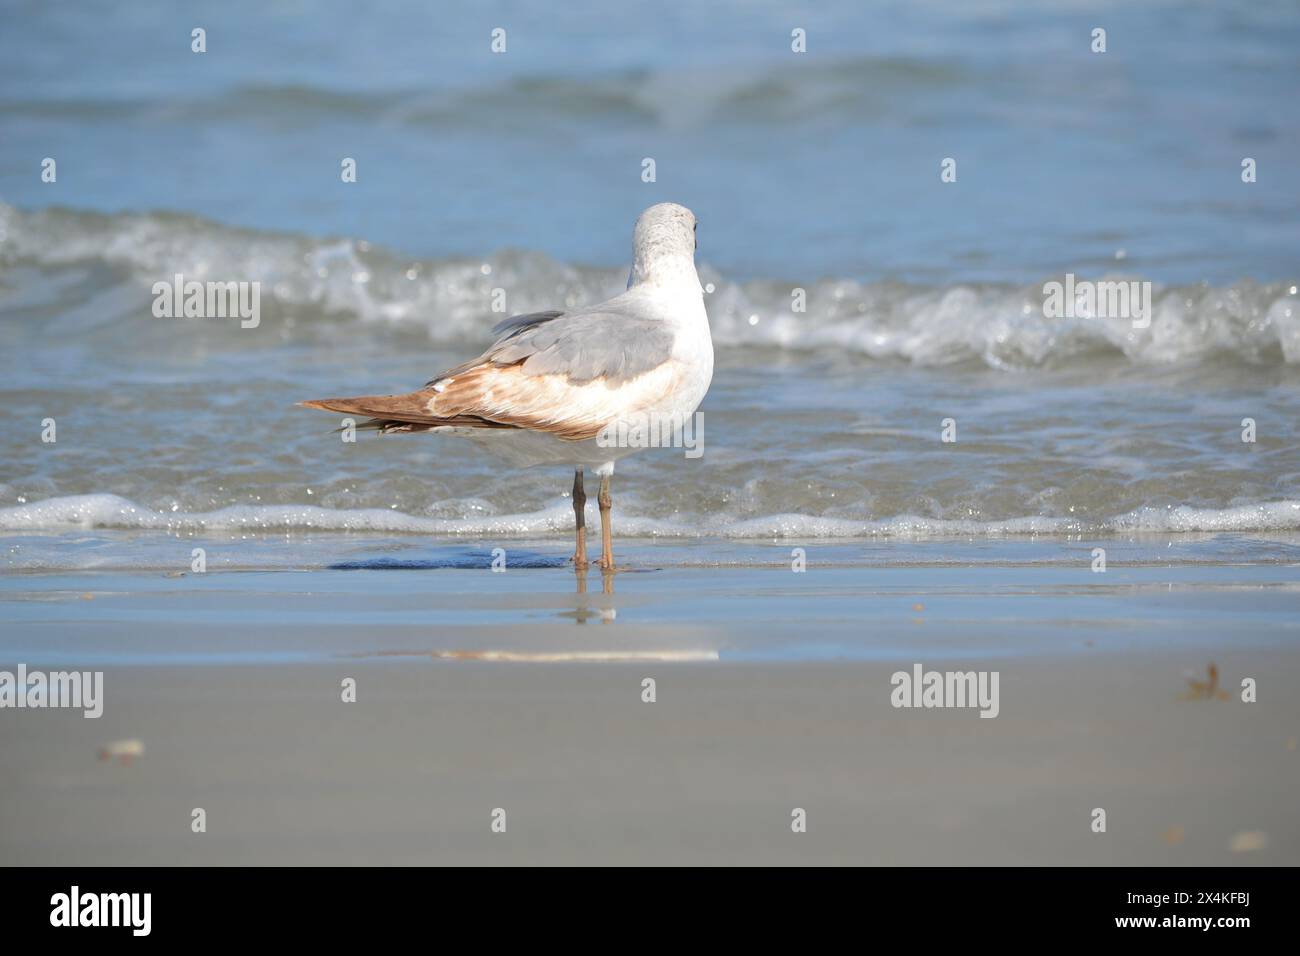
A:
483;307;674;384
489;310;564;339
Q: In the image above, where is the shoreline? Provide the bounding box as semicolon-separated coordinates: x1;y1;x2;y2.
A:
2;537;1296;864
4;527;1300;573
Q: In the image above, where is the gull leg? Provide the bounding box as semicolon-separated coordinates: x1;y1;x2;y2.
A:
598;473;615;571
571;469;588;569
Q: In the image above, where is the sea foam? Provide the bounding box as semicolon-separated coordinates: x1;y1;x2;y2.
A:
3;202;1297;369
3;494;1298;538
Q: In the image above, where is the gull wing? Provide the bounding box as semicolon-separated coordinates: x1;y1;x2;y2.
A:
304;304;680;440
476;305;675;385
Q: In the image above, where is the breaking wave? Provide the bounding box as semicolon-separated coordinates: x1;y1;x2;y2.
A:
2;202;1297;369
3;493;1299;538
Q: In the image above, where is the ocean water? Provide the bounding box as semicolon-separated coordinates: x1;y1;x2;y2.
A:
1;0;1298;568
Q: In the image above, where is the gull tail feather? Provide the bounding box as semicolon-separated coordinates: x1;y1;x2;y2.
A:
297;393;515;434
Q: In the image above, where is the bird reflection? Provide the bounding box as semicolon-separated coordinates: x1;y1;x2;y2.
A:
574;565;616;596
564;565;616;623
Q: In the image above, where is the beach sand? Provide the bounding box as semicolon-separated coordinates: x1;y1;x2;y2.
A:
1;536;1296;865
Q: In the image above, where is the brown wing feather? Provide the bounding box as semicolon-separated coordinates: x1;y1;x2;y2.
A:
419;363;614;440
297;394;506;429
301;353;680;442
300;363;612;440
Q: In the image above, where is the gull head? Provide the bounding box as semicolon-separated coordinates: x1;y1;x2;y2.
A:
629;202;698;286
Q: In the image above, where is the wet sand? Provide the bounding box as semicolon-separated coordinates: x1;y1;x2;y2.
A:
0;544;1297;865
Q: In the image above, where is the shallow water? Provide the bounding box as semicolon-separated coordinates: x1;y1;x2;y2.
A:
4;558;1298;665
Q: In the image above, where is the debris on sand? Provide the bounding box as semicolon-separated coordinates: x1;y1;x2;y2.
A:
1228;830;1268;853
98;739;145;765
1180;663;1229;700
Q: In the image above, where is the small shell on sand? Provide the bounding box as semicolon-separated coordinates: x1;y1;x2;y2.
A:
98;739;145;765
1228;830;1268;853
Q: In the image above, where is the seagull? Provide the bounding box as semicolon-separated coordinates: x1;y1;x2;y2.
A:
300;202;713;571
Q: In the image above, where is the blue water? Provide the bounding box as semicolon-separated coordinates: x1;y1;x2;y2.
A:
1;0;1298;558
2;0;1297;283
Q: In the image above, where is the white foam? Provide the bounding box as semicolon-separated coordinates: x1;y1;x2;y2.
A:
3;202;1296;367
0;493;576;535
1109;500;1300;534
4;494;1299;539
